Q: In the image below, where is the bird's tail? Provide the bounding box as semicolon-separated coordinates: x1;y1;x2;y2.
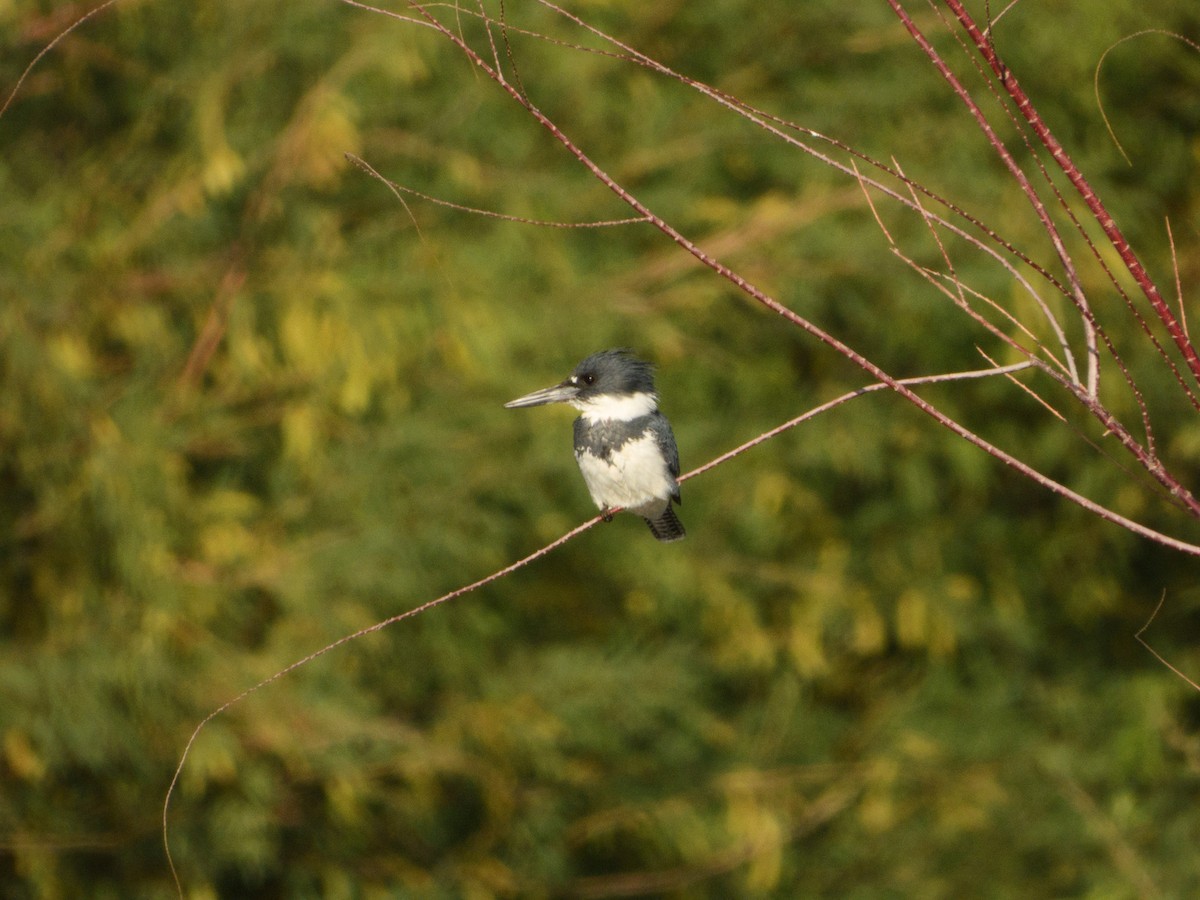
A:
644;505;686;542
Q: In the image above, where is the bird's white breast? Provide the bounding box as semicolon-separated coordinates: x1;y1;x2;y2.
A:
575;432;674;518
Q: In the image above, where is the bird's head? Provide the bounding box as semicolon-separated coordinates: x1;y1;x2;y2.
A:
504;349;658;414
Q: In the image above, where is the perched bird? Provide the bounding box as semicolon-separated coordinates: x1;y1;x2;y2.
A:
505;349;686;542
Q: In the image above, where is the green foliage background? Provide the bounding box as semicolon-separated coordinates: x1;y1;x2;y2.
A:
3;0;1200;896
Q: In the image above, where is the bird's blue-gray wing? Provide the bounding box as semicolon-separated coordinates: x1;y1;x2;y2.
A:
650;413;681;502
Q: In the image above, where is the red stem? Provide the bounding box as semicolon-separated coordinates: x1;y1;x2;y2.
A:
940;0;1200;386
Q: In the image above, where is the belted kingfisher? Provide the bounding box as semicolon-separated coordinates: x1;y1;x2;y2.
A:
505;349;686;542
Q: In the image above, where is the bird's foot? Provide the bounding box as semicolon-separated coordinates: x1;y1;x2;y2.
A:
601;507;614;523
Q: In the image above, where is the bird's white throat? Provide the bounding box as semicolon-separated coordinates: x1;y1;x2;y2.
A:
576;391;658;422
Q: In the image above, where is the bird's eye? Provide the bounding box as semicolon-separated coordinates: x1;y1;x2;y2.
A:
581;373;596;385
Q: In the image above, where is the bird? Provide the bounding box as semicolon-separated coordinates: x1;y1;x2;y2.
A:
504;349;686;542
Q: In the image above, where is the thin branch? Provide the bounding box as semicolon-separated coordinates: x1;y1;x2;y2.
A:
980;0;1023;39
337;0;446;31
873;3;1196;494
939;3;1162;420
682;363;1036;484
962;16;1200;432
1136;594;1200;692
977;346;1066;422
476;0;506;88
1094;31;1200;168
495;0;529;101
345;152;648;227
527;0;1086;324
1166;217;1188;347
945;7;1188;435
0;0;122;121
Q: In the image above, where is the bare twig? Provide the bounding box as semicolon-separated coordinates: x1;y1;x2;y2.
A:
943;9;1193;436
0;0;122;121
1136;594;1200;692
1166;218;1189;347
345;152;648;227
977;347;1066;422
429;0;1088;335
683;363;1036;484
1094;30;1200;168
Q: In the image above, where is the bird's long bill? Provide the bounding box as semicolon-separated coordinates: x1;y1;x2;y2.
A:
503;381;578;409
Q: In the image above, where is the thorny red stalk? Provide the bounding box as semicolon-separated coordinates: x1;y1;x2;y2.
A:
905;0;1200;424
940;0;1200;387
885;0;1200;512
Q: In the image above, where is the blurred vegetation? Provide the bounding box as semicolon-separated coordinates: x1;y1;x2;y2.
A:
2;0;1200;897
